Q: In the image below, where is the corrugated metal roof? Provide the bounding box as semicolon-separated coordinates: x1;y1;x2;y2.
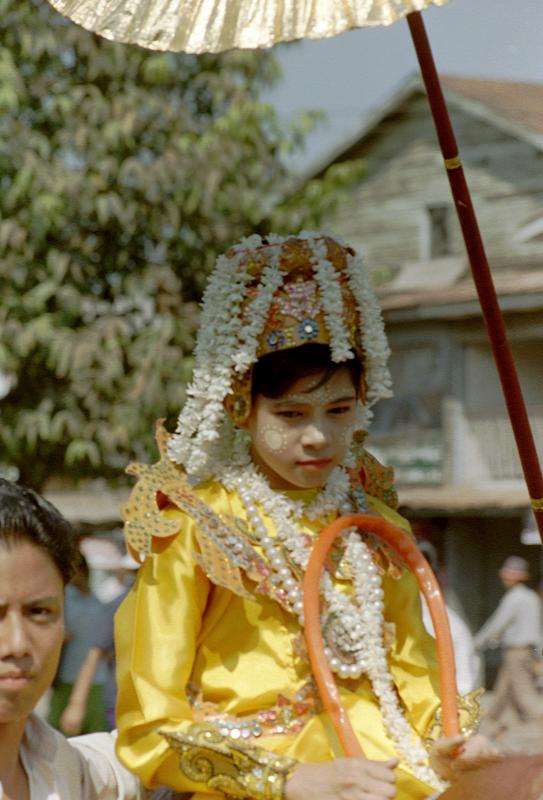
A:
441;75;543;138
398;482;530;514
379;268;543;312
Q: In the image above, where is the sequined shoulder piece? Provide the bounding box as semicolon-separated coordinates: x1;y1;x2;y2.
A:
123;422;289;605
123;421;188;560
347;431;399;511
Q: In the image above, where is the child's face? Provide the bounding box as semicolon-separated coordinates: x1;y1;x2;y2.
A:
247;367;357;490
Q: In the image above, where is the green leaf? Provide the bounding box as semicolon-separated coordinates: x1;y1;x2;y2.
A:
65;439;101;467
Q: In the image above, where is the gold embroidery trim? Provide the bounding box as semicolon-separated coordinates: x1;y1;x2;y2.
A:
444;155;462;170
161;723;297;799
424;688;483;751
531;497;543;511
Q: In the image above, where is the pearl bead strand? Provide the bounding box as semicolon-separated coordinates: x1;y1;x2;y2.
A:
222;462;442;789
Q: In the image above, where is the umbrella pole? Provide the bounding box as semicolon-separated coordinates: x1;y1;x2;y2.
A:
406;10;543;543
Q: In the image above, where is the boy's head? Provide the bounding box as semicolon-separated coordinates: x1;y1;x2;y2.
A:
168;233;392;480
246;344;360;488
499;555;529;589
0;479;78;585
0;479;78;725
70;552;91;595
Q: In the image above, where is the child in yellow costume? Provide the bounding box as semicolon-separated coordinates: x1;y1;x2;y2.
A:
115;234;488;800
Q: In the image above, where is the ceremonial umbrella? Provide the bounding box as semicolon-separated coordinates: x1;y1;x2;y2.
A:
45;0;543;542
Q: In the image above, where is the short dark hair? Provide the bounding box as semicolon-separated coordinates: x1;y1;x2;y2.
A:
252;343;362;399
0;479;79;584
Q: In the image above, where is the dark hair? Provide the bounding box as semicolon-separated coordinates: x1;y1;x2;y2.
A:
252;343;362;399
0;479;79;584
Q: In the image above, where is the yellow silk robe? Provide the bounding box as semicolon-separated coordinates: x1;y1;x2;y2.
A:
115;481;444;799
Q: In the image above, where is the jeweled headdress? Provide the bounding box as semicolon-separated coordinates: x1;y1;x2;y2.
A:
168;232;392;479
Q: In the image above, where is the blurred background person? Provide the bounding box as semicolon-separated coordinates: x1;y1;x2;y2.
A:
80;537;134;604
48;554;108;734
60;554;138;736
474;556;543;738
418;539;482;696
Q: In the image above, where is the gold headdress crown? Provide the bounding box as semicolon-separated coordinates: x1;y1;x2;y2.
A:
224;235;366;424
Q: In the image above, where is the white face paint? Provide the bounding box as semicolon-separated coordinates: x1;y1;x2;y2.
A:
262;426;288;452
247;368;358;490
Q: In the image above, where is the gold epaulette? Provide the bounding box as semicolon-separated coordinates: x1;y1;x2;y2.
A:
348;431;399;511
123;421;289;606
123;420;188;560
123;421;256;599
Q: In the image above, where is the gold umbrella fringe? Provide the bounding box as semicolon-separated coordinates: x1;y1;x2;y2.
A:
46;0;449;54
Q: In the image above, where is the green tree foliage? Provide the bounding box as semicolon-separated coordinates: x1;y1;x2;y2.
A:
0;0;363;489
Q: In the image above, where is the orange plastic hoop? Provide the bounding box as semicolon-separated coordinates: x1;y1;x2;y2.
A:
303;514;460;757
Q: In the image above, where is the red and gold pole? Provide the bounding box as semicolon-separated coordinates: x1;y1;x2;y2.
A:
407;11;543;543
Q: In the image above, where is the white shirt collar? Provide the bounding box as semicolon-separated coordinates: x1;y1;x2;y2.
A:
22;713;58;762
0;716;46;799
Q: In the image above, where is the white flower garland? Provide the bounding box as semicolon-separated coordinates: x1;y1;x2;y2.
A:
232;252;284;376
310;237;353;363
345;533;443;788
345;249;393;414
304;464;351;521
169;246;252;473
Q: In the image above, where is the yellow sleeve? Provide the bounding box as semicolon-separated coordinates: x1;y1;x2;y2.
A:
115;507;211;791
367;497;442;738
115;507;296;797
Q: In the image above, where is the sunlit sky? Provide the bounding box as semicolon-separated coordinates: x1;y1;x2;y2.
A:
265;0;543;171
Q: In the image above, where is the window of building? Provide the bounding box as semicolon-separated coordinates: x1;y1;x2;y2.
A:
425;204;451;258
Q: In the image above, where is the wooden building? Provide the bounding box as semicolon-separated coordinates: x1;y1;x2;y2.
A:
314;75;543;632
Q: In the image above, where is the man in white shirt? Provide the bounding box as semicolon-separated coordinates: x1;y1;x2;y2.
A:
0;478;142;800
474;556;543;737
